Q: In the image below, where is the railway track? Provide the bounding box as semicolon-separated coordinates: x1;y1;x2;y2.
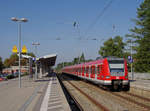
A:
57;74;83;111
68;81;109;111
79;78;150;111
111;92;150;110
59;74;109;111
60;74;150;111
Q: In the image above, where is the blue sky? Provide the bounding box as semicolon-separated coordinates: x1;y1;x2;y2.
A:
0;0;143;65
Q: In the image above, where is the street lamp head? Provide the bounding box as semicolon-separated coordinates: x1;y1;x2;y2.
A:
20;18;28;22
32;42;40;45
11;17;18;21
11;17;28;22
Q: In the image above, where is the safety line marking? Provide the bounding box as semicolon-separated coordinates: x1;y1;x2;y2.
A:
40;80;52;111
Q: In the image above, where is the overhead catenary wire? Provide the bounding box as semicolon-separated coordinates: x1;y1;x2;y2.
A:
85;0;115;38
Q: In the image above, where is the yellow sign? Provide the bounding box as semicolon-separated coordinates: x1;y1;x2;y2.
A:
12;45;18;53
22;45;27;53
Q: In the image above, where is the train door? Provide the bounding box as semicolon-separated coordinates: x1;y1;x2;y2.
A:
97;64;102;80
90;65;95;79
95;64;98;80
77;68;79;76
79;67;81;76
76;68;78;76
89;65;91;79
84;65;86;78
82;66;85;77
86;66;89;78
101;64;105;80
75;68;77;75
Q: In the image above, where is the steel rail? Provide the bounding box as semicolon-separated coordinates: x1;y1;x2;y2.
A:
112;92;150;110
124;92;150;102
57;74;84;111
79;80;150;111
67;81;110;111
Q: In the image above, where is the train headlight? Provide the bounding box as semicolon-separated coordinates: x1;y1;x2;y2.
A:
106;76;110;79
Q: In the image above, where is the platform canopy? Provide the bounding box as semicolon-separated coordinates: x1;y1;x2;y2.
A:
37;54;57;67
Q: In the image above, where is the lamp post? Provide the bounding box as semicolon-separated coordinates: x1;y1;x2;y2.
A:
11;17;28;88
130;40;134;80
32;42;40;80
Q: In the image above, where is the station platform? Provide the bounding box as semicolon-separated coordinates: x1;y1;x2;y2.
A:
0;74;71;111
129;72;150;91
40;73;71;111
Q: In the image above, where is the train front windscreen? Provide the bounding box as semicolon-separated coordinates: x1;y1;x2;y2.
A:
108;60;124;76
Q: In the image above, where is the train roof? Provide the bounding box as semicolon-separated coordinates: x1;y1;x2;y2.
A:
62;57;125;69
62;58;105;69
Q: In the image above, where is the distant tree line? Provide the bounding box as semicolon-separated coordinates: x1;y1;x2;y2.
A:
0;52;35;72
55;53;93;72
0;57;4;73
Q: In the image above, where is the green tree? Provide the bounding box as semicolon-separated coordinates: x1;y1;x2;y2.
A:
4;58;10;68
4;52;35;68
0;57;4;73
80;53;85;63
73;57;79;64
126;0;150;72
27;52;35;57
8;54;18;66
99;36;125;57
4;54;19;67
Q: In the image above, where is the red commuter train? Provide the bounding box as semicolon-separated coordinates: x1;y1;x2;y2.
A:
62;57;130;91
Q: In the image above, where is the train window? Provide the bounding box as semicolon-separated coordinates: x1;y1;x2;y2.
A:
82;67;84;74
93;67;95;74
86;67;89;74
88;67;90;74
84;67;86;73
108;60;124;64
97;66;100;74
91;67;95;74
95;67;97;74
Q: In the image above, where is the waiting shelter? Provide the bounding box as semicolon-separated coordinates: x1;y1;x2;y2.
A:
37;54;57;78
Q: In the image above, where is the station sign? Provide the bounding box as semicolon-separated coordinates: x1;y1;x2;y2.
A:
12;45;18;53
22;45;27;53
12;45;28;53
128;56;133;63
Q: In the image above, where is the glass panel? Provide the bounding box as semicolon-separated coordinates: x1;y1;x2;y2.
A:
110;68;124;72
86;67;89;74
110;68;124;76
95;67;97;74
91;67;95;74
109;64;124;68
108;60;124;64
